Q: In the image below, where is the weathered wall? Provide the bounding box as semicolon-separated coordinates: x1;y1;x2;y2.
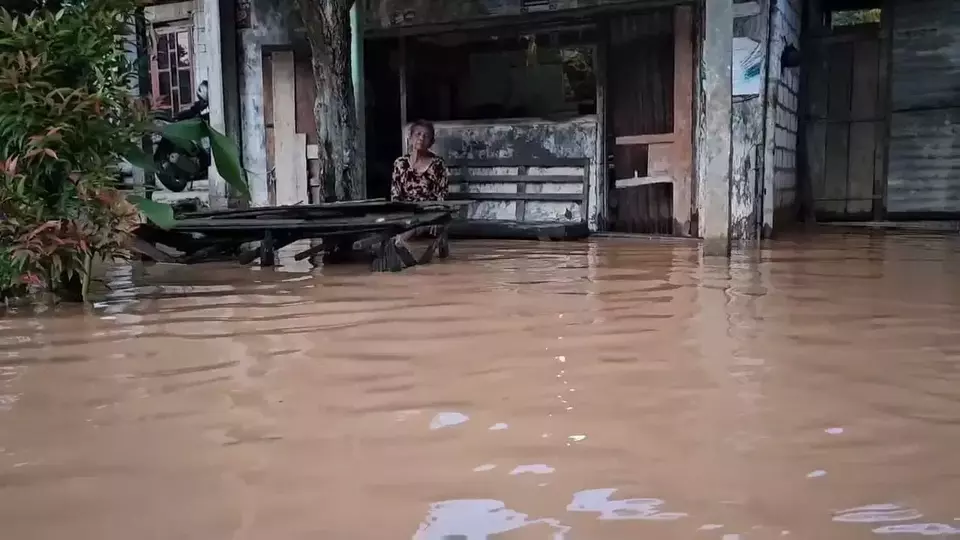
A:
729;0;770;240
417;117;602;229
760;0;801;235
237;0;305;206
363;0;652;30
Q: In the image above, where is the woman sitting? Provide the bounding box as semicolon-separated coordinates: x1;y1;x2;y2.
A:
390;121;449;257
391;120;448;203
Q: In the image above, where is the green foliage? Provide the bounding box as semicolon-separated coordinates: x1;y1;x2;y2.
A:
0;0;148;300
0;0;250;302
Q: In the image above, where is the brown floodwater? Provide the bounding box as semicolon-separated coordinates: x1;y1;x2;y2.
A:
2;231;960;539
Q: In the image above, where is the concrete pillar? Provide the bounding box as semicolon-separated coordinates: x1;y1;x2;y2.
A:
203;0;228;209
696;0;734;256
350;2;367;199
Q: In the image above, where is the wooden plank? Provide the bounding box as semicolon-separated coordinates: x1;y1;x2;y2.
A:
614;133;675;146
292;133;309;205
514;166;527;221
822;123;850;215
262;53;276;206
806;42;830;120
733;1;761;18
452;157;589;168
615;176;673;188
846;120;878;215
826;41;854;121
447;192;583;202
449;175;585;184
672;5;694;235
398;37;408;131
294;52;318;144
851;38;879;122
271;50;299;206
875;8;892;221
647;141;672;176
807;122;829;213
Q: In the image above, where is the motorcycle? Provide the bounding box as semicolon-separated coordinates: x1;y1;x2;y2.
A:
151;80;211;193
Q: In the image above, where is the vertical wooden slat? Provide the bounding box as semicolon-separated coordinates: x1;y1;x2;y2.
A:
846;122;877;215
875;0;894;220
596;17;609;229
262;53;276;206
807;123;828;212
293;133;309;204
515;165;527;221
672;5;694;235
294;52;318;145
823;124;851;215
272;50;301;206
851;39;879;122
398;37;408;138
847;39;881;215
822;41;854;215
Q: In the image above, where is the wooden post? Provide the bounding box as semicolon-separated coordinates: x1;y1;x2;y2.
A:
398;37;409;141
202;0;228;209
260;230;276;267
696;0;733;256
673;5;695;236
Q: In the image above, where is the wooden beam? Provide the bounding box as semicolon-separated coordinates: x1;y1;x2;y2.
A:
452;157;589;168
447;192;583;202
615;176;674;188
614;133;676;146
672;5;695;236
449;175;585;184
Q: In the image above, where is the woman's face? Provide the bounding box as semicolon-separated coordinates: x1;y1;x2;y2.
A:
410;125;432;152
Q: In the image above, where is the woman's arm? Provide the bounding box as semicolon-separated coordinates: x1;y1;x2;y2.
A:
433;158;449;202
390;157;405;201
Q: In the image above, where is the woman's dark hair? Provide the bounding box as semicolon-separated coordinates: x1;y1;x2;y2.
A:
409;119;436;146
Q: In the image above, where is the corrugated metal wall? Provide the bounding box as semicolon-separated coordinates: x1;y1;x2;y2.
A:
887;0;960;215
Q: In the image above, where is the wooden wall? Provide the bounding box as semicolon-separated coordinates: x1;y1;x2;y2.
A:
262;49;319;205
803;25;887;220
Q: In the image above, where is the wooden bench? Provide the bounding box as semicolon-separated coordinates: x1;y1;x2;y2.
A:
445;157;591;240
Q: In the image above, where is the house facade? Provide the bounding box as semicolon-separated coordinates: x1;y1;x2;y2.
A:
139;0;960;251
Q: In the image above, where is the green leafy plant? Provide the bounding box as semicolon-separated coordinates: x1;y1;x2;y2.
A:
0;0;248;302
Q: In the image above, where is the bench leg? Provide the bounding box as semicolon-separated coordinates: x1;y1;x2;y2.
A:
438;228;450;259
371;238;407;272
260;231;276;267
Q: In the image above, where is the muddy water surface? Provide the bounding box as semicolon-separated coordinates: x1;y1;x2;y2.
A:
2;233;960;539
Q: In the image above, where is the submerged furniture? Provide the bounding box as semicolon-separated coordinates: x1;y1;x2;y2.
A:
445;157;591;241
132;200;464;272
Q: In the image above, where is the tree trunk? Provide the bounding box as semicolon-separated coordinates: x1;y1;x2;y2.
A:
295;0;362;201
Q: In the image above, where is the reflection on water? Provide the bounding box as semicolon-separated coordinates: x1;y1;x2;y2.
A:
2;232;960;539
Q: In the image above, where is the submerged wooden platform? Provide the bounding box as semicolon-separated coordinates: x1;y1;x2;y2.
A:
132;200;465;272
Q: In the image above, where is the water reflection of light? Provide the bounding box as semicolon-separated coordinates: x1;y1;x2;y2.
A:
567;488;687;521
413;499;569;539
429;411;469;430
874;523;960;535
834;504;923;523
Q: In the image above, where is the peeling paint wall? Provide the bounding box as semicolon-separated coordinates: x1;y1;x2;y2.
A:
238;0;305;207
415;117;602;230
730;0;770;240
